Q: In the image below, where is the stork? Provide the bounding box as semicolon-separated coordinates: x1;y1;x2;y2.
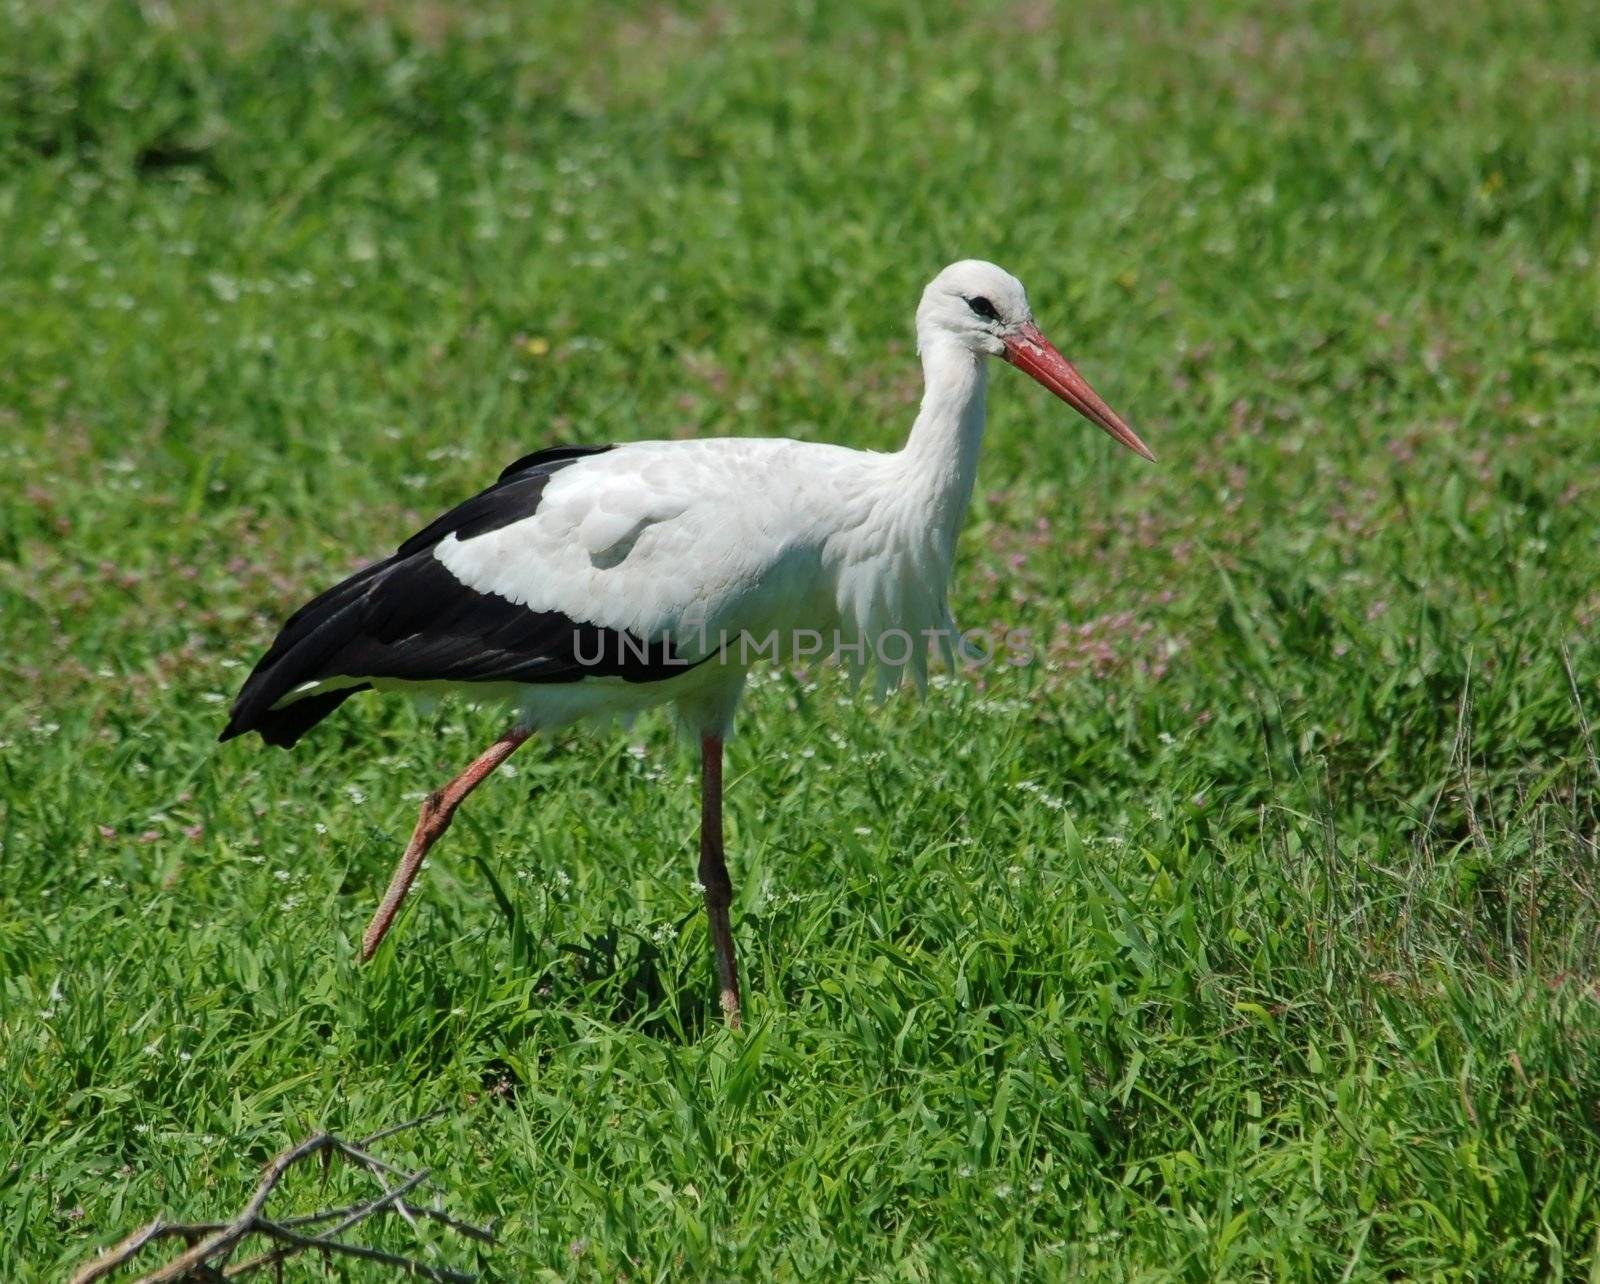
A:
220;260;1154;1027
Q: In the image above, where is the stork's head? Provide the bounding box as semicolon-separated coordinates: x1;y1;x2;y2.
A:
917;259;1155;461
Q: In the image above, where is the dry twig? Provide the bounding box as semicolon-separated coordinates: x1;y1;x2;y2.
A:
70;1113;491;1284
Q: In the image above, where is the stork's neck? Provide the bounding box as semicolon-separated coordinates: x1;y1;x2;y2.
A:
896;335;989;550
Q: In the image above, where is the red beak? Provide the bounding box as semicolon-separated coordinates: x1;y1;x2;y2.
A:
1003;322;1155;462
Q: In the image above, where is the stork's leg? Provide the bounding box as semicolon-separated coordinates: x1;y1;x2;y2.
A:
360;726;532;961
699;734;742;1028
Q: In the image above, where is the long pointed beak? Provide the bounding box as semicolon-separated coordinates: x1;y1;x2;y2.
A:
1003;322;1155;462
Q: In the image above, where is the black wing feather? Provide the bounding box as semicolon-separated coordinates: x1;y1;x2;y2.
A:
220;443;696;749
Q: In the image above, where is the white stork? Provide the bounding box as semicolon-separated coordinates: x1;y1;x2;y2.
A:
221;260;1154;1027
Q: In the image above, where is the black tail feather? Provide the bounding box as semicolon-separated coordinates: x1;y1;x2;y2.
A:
221;684;371;749
219;442;647;750
219;556;397;747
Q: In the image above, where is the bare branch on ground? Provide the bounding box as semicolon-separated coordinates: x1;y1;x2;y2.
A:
70;1114;492;1284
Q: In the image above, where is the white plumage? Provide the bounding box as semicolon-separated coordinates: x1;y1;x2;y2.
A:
222;259;1155;1026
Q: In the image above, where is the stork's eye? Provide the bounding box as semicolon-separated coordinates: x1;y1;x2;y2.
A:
966;296;1000;322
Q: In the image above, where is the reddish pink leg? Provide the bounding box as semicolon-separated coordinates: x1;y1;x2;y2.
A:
360;727;532;961
699;734;742;1028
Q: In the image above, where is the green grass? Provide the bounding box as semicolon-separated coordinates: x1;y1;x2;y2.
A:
3;0;1600;1277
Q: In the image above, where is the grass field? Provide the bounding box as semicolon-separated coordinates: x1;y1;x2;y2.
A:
3;0;1599;1277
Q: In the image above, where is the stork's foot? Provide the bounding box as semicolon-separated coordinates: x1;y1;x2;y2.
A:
360;808;436;960
359;727;531;961
705;896;743;1030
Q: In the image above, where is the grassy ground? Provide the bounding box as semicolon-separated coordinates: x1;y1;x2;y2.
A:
3;0;1599;1277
